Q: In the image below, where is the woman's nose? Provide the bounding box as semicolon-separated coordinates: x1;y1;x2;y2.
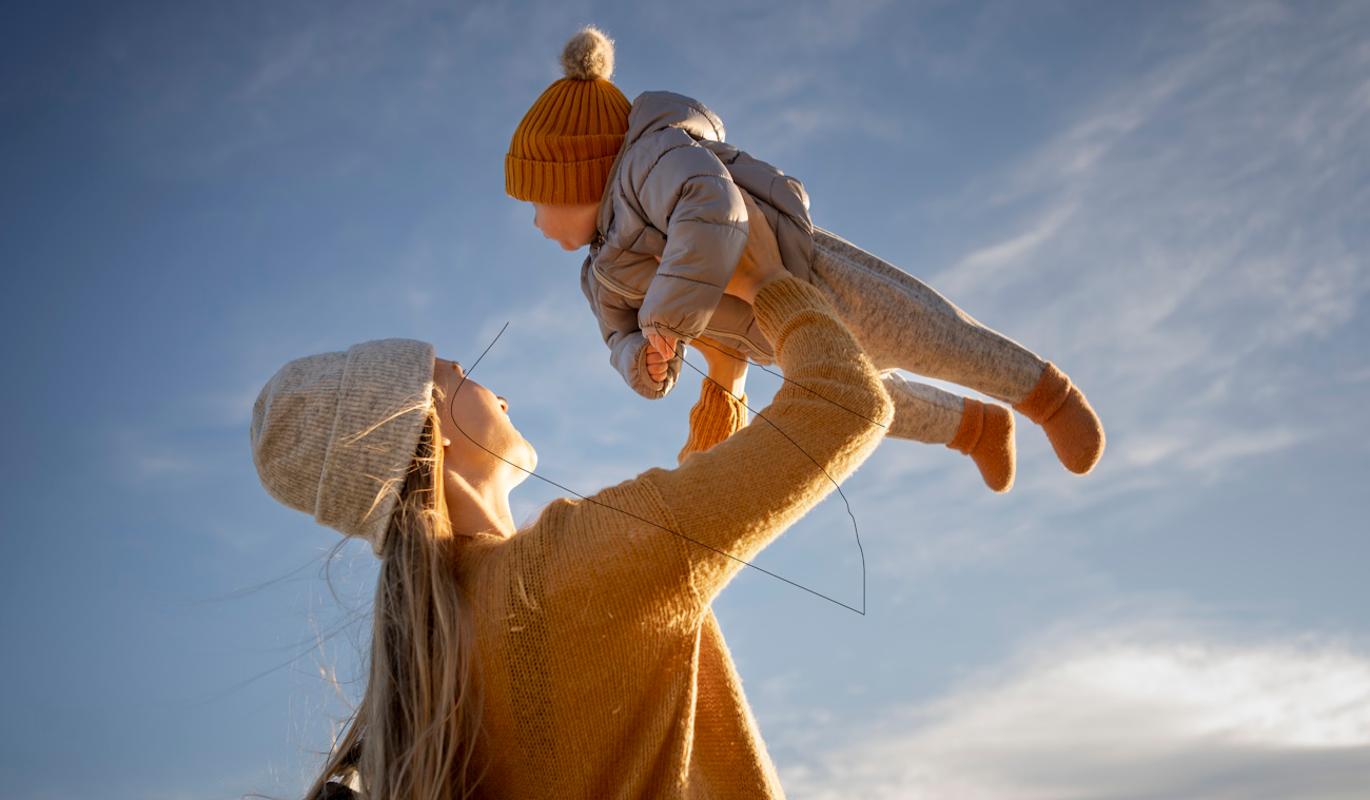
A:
498;396;508;413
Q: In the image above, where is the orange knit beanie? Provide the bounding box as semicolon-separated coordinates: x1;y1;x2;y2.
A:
505;26;632;205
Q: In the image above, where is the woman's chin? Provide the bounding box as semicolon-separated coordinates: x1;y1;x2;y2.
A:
507;438;536;480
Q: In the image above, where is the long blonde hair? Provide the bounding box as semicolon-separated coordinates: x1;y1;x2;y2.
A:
302;390;488;800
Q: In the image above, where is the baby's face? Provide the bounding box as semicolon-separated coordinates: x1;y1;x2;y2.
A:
531;202;599;251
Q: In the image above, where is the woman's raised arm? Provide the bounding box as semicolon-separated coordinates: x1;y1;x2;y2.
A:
520;196;888;633
638;273;893;612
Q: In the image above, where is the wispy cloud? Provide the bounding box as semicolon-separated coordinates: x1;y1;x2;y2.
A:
108;426;215;485
633;0;919;158
918;0;1370;497
779;624;1370;799
932;201;1077;297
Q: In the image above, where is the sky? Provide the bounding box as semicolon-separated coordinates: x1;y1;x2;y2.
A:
2;0;1368;798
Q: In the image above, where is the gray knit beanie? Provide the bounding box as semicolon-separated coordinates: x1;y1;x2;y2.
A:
249;338;436;556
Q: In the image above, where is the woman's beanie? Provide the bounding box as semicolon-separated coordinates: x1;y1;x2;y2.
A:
249;338;436;556
504;25;631;205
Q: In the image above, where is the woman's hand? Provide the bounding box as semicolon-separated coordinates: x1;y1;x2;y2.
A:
724;192;788;306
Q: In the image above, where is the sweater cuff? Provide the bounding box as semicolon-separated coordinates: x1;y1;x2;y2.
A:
677;380;750;462
751;275;834;353
702;379;748;425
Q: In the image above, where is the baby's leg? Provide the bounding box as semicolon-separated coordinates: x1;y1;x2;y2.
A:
881;370;1015;493
809;227;1104;474
881;371;960;443
809;227;1044;404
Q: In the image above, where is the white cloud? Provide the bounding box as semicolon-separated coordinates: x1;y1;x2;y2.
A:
918;0;1370;497
933;201;1078;297
194;383;263;429
108;426;210;485
633;0;917;158
1177;426;1306;473
779;627;1370;799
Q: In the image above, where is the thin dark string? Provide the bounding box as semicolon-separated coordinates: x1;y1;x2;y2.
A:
447;319;880;616
643;319;890;432
185;316;884;705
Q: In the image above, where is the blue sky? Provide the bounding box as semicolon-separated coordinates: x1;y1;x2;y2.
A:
3;1;1368;797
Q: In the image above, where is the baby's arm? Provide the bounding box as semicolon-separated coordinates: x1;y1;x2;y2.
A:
644;331;746;390
581;254;683;399
633;136;749;354
644;188;776;386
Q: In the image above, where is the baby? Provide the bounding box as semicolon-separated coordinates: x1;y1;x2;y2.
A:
504;26;1104;492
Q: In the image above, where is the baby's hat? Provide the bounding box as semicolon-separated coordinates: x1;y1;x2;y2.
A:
505;25;631;205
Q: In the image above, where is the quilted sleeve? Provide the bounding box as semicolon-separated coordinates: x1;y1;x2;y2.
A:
580;253;683;399
633;138;749;347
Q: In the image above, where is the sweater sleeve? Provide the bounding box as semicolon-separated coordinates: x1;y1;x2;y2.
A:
640;274;894;611
676;379;750;465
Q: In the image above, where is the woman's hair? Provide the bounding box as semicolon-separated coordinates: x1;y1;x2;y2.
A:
302;388;489;800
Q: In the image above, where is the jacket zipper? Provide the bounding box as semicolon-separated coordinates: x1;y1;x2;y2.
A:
591;260;647;300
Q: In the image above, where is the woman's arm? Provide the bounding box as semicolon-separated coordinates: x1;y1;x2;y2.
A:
641;274;894;612
525;204;887;637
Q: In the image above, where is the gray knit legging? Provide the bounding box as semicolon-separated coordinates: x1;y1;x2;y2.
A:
805;227;1047;444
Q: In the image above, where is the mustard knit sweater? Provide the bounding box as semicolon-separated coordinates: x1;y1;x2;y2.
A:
452;275;894;799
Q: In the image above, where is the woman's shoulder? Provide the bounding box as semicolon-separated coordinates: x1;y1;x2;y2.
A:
520;479;676;552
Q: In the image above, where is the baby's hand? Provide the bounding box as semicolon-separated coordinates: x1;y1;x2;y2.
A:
645;330;678;384
645;346;668;383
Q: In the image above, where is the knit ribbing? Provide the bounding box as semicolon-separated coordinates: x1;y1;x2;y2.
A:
677;380;749;465
506;77;631;204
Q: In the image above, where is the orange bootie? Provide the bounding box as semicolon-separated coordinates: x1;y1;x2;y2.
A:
1013;362;1105;474
947;398;1016;493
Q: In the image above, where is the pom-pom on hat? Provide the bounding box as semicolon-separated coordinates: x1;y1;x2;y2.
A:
505;25;631;205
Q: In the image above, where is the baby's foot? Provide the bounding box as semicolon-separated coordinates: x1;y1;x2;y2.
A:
947;398;1016;493
1013;362;1105;474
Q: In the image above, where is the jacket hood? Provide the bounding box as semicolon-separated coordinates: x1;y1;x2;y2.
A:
593;90;730;243
623;91;727;150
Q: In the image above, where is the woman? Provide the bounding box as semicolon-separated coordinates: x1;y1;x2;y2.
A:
248;204;894;799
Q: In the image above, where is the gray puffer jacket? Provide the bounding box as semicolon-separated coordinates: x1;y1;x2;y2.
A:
579;90;816;400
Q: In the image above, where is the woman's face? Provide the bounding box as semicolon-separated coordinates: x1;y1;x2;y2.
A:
431;357;536;502
531;202;599;251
